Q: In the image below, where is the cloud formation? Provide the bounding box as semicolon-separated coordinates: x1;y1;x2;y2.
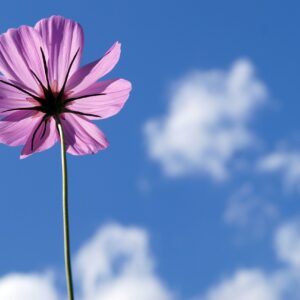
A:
2;220;300;300
199;269;281;300
257;150;300;191
75;223;173;300
275;219;300;268
0;273;59;300
197;218;300;300
224;184;278;237
0;223;172;300
144;59;268;180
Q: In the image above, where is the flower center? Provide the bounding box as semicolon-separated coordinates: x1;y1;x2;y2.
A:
40;90;65;117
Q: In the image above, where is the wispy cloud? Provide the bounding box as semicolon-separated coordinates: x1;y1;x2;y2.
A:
144;59;268;180
275;219;300;267
257;150;300;191
224;184;278;238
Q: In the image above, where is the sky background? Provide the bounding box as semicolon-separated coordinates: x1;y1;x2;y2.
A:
0;1;300;299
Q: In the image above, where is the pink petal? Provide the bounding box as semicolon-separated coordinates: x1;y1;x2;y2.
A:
66;79;132;120
0;25;48;94
60;113;108;155
66;42;121;94
35;16;84;92
0;78;36;115
0;111;41;147
2;110;38;122
21;117;58;159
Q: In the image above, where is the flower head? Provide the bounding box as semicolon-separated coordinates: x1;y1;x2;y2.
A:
0;16;131;158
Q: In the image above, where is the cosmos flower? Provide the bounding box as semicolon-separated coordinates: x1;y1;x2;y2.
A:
0;15;131;158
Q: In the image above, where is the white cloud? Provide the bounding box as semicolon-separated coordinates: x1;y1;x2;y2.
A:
275;219;300;268
0;273;58;300
198;269;300;300
3;220;300;300
200;269;281;300
224;184;278;237
257;150;300;191
0;223;173;300
144;59;268;180
75;223;173;300
196;218;300;300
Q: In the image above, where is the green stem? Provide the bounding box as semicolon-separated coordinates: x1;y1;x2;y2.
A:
58;122;75;300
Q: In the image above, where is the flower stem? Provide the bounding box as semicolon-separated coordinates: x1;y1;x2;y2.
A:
58;122;75;300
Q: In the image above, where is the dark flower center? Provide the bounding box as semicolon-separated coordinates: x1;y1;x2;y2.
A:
34;47;78;118
40;90;64;116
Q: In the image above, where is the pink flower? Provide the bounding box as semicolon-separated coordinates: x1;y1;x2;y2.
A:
0;16;132;158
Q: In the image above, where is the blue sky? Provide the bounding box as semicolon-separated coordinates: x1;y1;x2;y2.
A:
0;1;300;299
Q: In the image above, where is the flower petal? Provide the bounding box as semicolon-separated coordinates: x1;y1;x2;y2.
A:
0;76;37;115
35;16;84;92
21;117;58;159
66;78;132;120
60;114;108;155
0;25;48;93
0;111;41;147
66;42;121;94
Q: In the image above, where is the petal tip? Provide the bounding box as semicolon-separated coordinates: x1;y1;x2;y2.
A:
110;41;121;53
